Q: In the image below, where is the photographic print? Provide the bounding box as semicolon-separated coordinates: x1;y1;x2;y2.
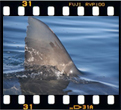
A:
3;16;119;95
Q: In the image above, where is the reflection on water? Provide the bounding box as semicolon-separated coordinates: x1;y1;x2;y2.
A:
3;16;119;95
4;72;70;95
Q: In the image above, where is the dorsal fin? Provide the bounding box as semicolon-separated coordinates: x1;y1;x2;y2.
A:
25;17;79;75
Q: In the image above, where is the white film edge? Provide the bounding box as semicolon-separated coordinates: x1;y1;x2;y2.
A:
1;1;120;110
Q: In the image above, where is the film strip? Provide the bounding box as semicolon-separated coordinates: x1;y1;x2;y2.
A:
0;1;121;110
1;1;120;16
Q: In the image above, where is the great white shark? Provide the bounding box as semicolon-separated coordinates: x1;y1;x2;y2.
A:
25;17;80;76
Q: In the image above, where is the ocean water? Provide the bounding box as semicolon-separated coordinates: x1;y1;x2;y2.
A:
3;16;119;95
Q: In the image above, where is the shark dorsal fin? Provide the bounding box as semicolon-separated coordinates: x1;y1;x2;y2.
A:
25;17;79;75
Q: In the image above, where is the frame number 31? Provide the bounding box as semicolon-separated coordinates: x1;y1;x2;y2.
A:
23;104;32;110
22;1;31;7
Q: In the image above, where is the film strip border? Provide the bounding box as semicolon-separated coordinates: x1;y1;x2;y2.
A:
0;1;121;110
2;6;116;16
1;1;120;16
2;95;120;109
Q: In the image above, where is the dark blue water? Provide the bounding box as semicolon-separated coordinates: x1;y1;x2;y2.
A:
3;16;119;95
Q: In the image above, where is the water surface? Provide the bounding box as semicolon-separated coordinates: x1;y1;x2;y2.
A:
3;16;119;95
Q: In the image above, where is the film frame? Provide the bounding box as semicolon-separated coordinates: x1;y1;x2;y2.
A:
0;1;121;110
